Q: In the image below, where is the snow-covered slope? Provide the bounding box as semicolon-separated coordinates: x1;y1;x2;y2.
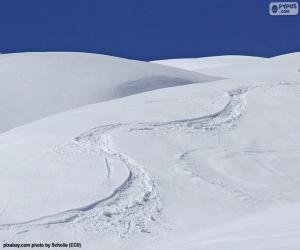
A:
148;202;300;250
153;55;267;71
0;52;217;133
153;53;300;79
1;52;300;250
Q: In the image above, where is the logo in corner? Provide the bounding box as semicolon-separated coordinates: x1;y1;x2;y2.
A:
271;4;279;13
269;2;299;15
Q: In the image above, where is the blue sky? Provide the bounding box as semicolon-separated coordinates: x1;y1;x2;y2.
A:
0;0;299;60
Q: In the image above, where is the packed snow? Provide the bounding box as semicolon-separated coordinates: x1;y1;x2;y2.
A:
1;52;300;249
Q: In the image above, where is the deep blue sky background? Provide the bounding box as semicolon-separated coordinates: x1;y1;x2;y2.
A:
0;0;299;60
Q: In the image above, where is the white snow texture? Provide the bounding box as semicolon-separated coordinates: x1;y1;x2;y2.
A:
1;52;300;249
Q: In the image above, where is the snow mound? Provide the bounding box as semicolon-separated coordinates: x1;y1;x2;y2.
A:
153;53;300;79
0;52;218;133
153;55;266;71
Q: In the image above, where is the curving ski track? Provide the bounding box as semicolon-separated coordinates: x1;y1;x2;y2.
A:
0;124;162;238
0;86;253;236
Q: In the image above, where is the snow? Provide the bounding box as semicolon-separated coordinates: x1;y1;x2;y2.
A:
1;52;300;249
153;55;267;71
147;202;300;250
0;52;217;133
154;53;300;79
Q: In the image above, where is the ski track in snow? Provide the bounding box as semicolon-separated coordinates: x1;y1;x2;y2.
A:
175;83;300;208
178;147;288;207
104;158;112;179
0;124;163;238
134;86;248;133
1;82;297;237
0;86;249;236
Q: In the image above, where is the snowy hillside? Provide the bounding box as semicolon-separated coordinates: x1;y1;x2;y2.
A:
0;52;217;133
1;52;300;250
153;53;300;79
153;55;267;71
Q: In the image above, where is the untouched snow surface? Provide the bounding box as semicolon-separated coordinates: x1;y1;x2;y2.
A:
1;52;300;249
153;55;267;71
